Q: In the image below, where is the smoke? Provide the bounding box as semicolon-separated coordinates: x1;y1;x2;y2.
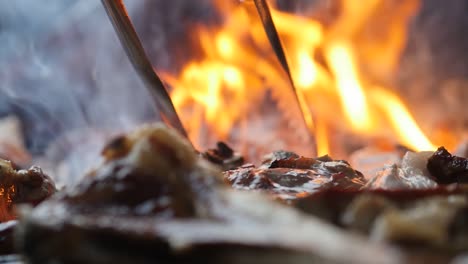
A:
2;0;465;187
0;1;158;185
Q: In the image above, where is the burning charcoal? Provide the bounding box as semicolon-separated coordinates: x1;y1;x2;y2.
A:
427;147;468;184
202;142;244;171
17;124;402;264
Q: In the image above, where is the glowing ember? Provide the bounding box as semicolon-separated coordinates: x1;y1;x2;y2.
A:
164;0;443;158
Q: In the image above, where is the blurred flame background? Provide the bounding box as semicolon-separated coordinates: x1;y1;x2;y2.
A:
0;0;467;185
165;0;441;157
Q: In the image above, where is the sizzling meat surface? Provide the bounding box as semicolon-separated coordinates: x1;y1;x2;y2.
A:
16;124;468;263
224;152;366;200
18;124;402;264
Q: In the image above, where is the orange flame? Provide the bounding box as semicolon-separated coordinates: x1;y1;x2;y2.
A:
165;0;448;158
370;87;436;151
325;42;373;132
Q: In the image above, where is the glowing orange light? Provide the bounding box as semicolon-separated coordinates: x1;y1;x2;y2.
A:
166;0;443;159
315;120;330;157
295;50;317;89
370;88;436;151
326;43;373;132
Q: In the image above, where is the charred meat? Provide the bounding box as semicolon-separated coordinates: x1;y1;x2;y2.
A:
17;123;468;263
17;124;401;264
0;160;55;222
202;142;244;171
427;147;468;184
224;152;366;200
0;159;55;255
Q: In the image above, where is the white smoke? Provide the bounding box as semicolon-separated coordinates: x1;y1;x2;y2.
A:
0;1;159;185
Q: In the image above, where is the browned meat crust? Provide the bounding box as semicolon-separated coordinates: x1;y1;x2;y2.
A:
428;147;468;184
17;124;402;264
224;152;365;200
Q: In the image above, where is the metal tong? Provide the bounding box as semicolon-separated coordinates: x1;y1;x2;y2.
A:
101;0;189;140
102;0;316;154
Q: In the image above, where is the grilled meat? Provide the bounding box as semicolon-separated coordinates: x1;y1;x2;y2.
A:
202;142;244;171
17;124;468;263
0;160;55;222
17;124;401;264
0;159;55;255
427;147;468;184
224;152;366;200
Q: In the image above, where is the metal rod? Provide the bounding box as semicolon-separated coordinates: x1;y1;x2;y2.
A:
101;0;190;141
252;0;317;154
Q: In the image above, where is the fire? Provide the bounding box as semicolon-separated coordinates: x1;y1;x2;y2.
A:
325;42;373;132
370;87;436;151
165;0;446;158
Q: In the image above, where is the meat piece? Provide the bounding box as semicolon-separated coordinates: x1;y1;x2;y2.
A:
295;186;468;253
365;164;437;190
449;207;468;250
202;142;244;171
294;187;460;224
0;160;55;222
0;220;16;255
427;147;468;184
75;124;222;219
0;158;56;255
342;194;396;233
349;147;402;180
224;152;366;200
371;195;467;249
364;151;437;190
17;124;401;264
259;151;301;168
18;125;468;263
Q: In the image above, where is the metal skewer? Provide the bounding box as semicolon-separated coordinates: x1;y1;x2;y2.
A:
251;0;317;154
100;0;190;141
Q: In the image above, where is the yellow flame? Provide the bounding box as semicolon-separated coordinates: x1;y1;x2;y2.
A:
270;9;323;47
295;50;317;89
315;119;330;156
170;61;247;139
326;42;373;132
167;0;442;158
370;88;436;151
